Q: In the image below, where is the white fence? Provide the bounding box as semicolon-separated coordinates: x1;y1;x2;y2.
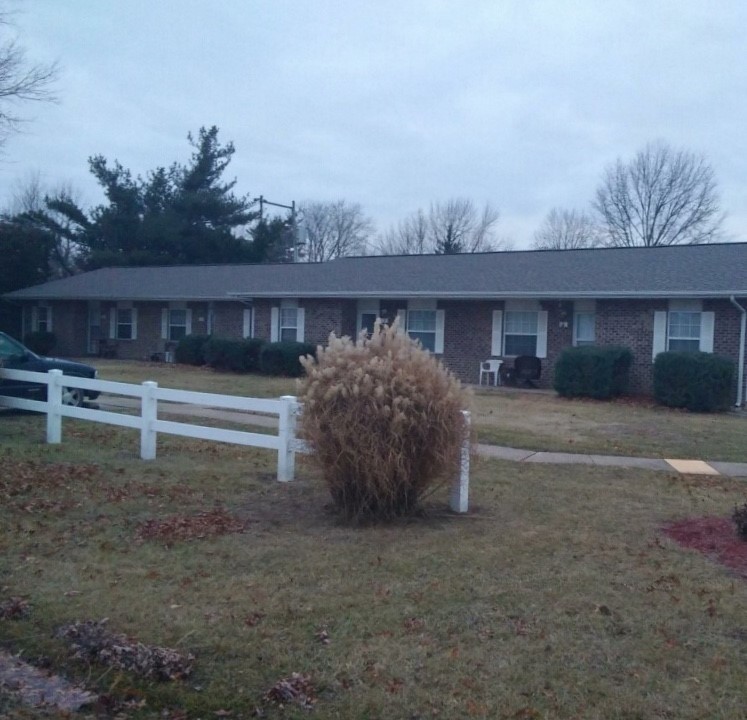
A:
0;368;470;511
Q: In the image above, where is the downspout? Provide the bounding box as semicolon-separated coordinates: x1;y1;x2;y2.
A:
729;296;746;407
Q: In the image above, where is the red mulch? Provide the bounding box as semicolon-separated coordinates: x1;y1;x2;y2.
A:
663;516;747;579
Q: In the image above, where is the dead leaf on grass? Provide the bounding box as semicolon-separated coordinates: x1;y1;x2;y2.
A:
264;672;316;709
57;619;194;680
136;508;247;544
0;596;30;620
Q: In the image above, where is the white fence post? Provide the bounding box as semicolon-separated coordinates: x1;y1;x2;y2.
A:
140;381;158;460
277;395;298;482
46;369;63;444
450;410;471;513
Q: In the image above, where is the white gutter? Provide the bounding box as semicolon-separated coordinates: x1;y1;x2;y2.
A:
730;296;746;407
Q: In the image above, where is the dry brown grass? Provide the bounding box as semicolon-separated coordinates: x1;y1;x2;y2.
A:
86;359;747;461
2;411;747;718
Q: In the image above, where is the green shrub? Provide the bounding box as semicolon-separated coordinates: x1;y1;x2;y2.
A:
297;321;469;521
654;351;734;412
23;330;56;356
204;337;266;373
260;341;316;377
553;345;633;399
174;334;210;365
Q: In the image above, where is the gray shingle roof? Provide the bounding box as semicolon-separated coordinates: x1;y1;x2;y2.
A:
6;242;747;301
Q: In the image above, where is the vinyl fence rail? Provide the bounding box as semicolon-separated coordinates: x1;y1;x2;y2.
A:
0;368;470;511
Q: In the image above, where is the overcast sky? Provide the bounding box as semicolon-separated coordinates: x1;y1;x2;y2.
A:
2;0;746;248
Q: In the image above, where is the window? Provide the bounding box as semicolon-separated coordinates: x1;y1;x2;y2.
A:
668;311;701;352
169;308;188;341
504;311;538;356
407;309;437;352
280;307;298;342
271;302;304;343
116;308;134;340
574;312;595;346
35;305;51;333
360;313;377;337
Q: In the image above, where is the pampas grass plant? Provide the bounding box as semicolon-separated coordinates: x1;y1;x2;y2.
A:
298;319;469;521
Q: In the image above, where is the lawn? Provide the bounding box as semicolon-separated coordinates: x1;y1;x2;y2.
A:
2;411;747;718
90;360;747;462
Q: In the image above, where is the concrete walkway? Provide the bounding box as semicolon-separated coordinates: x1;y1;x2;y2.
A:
96;395;747;479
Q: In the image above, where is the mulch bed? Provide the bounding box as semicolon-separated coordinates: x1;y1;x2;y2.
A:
663;516;747;579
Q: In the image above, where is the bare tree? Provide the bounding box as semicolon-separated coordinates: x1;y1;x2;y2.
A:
376;208;429;255
6;171;83;276
376;198;504;255
532;208;600;250
0;11;58;148
593;141;723;247
300;200;374;262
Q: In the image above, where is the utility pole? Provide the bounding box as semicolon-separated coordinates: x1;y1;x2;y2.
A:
253;195;300;262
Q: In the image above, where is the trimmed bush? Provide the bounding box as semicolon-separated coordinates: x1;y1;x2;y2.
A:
654;351;734;412
260;341;316;377
553;345;633;399
23;330;56;356
204;337;266;373
298;321;469;521
174;334;210;365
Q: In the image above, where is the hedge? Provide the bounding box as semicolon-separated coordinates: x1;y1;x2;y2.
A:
174;334;211;365
204;337;266;373
653;351;734;412
260;341;316;377
553;345;633;399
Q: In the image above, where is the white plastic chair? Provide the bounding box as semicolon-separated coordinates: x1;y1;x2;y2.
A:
479;359;502;386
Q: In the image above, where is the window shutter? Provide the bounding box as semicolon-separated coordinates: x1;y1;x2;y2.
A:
109;308;116;339
296;308;305;342
396;308;407;331
652;311;667;360
31;306;38;332
491;310;503;356
536;310;548;359
161;308;169;340
271;307;279;342
131;308;138;340
46;306;53;332
700;311;715;353
185;309;192;335
434;309;445;354
242;308;252;338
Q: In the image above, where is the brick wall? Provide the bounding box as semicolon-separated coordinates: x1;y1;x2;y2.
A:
19;295;747;401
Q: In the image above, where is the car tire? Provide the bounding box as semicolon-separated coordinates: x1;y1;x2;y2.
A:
62;387;85;407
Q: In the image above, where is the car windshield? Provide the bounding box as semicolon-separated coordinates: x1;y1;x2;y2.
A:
0;333;29;361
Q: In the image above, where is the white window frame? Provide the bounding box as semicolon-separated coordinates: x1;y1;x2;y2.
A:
573;300;596;347
111;302;137;341
161;303;192;342
32;303;52;333
652;300;714;360
396;300;444;354
502;300;547;358
271;300;305;343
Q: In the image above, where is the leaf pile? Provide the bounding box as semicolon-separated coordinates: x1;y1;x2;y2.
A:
56;620;194;680
135;508;247;544
264;672;316;710
0;458;101;513
0;596;30;620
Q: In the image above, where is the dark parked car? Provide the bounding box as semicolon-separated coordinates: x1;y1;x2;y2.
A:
0;331;99;407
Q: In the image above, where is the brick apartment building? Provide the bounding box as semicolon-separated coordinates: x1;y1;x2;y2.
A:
5;243;747;403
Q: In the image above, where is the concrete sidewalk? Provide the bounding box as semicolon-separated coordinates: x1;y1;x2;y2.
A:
96;395;747;479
